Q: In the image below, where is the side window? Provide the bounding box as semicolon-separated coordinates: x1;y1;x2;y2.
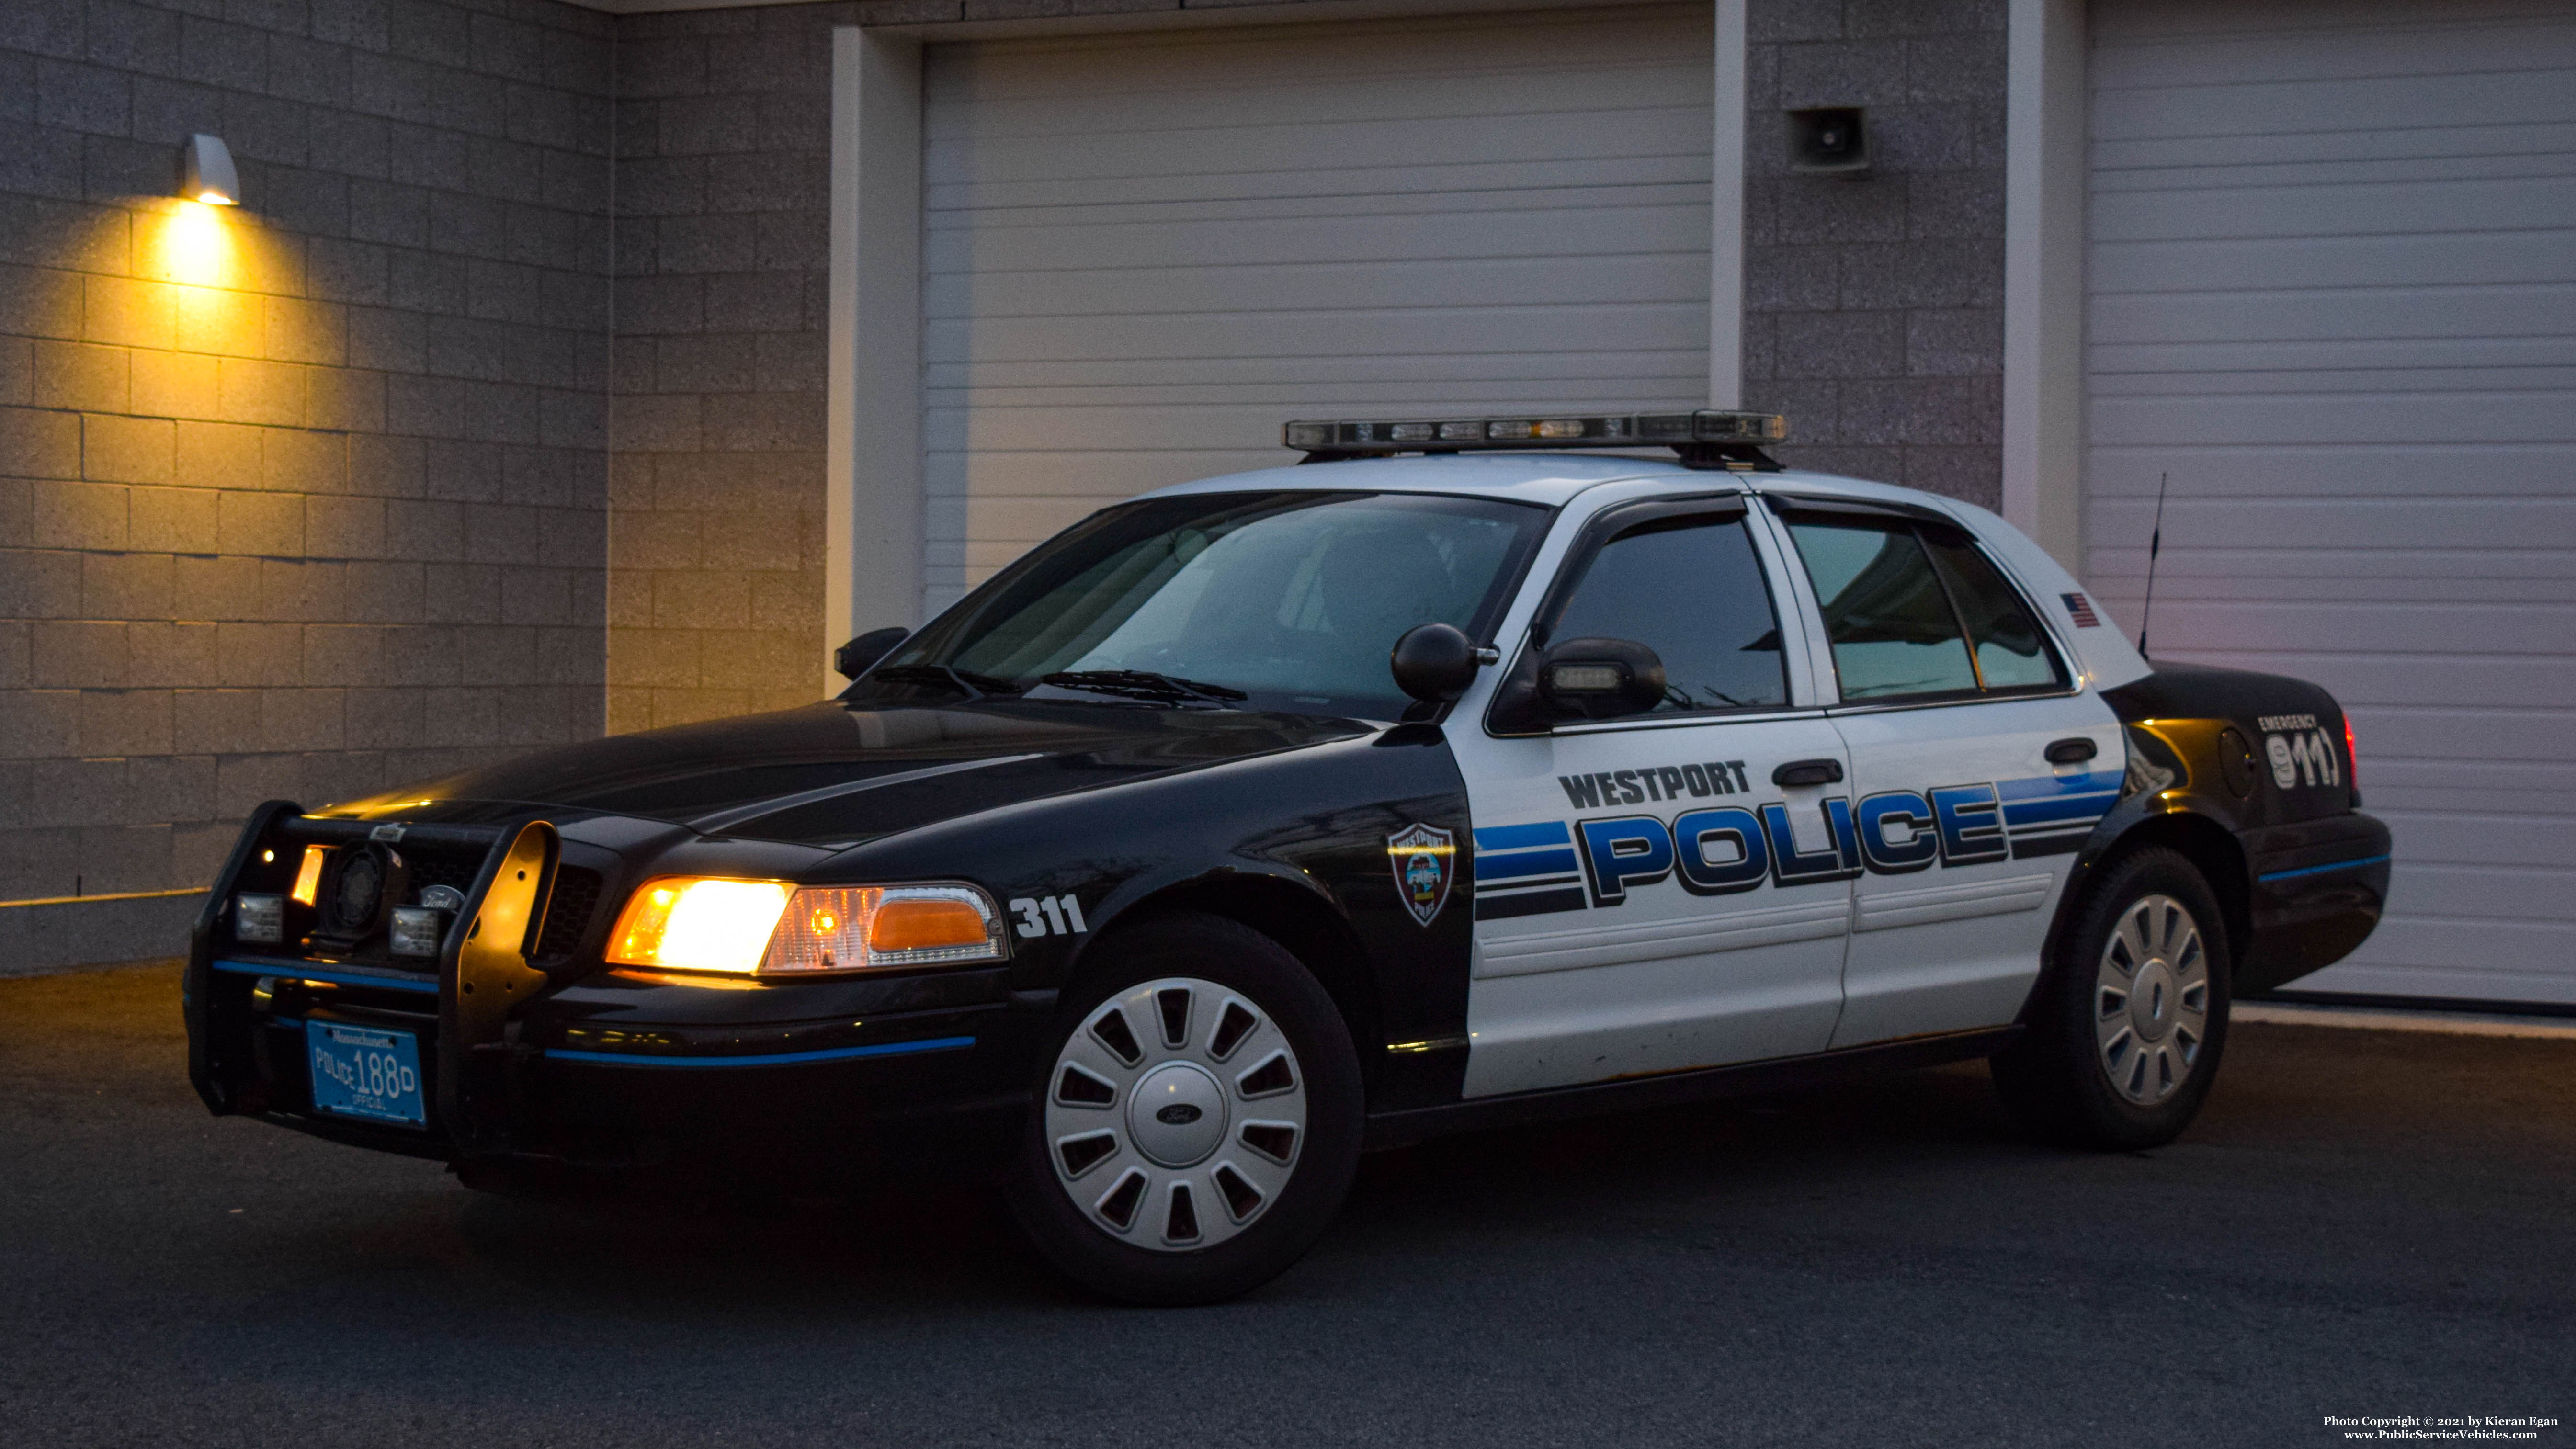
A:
1784;516;2066;702
1784;519;1979;700
1550;515;1787;713
1920;530;2066;691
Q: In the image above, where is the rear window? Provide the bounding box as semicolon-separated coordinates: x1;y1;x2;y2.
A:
1785;515;2065;703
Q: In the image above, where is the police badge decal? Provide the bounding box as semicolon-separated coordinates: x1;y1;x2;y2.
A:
1385;822;1455;927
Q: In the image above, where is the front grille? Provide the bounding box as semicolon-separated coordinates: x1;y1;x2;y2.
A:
536;866;603;962
404;849;485;900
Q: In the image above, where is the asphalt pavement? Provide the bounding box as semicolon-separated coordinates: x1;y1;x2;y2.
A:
3;963;2569;1449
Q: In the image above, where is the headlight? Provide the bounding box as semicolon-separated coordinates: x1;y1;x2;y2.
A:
604;878;1006;976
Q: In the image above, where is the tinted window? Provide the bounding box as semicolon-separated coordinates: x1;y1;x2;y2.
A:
1922;531;2065;691
1786;520;1979;700
1549;515;1787;713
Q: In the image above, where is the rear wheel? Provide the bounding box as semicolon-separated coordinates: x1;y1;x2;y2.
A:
1003;912;1362;1305
1992;847;2232;1149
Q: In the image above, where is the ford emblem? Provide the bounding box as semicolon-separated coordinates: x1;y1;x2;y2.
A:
1156;1103;1202;1126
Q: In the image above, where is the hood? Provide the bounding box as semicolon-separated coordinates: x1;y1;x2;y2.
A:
326;702;1372;849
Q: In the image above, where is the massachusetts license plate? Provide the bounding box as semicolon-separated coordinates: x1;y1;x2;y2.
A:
306;1020;427;1128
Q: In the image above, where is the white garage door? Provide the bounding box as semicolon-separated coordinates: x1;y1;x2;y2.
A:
2085;1;2576;1005
920;3;1713;607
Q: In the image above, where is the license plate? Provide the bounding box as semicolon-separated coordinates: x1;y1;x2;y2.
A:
305;1021;427;1128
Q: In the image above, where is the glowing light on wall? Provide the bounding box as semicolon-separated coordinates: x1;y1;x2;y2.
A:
157;200;237;288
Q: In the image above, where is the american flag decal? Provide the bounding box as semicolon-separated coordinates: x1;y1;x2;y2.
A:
2061;592;2101;628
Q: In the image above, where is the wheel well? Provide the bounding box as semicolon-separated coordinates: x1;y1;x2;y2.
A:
2097;813;2254;972
1101;875;1385;1091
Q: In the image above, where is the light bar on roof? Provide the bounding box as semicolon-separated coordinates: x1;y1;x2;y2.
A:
1283;410;1787;453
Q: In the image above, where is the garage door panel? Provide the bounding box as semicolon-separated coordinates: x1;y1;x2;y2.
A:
927;348;1709;392
927;104;1712;194
926;203;1711;273
923;252;1711;321
2089;230;2576;296
2088;282;2576;348
927;5;1698;107
926;303;1710;368
2093;67;2576;146
930;163;1712;218
2371;814;2574;870
2088;0;2576;1003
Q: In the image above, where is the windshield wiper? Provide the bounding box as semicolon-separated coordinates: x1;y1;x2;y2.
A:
869;663;1025;698
1038;669;1249;706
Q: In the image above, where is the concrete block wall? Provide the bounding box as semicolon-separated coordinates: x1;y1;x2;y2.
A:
0;0;614;968
1740;0;2007;508
604;2;850;733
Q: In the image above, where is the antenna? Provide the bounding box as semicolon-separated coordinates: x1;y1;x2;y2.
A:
2137;471;2170;658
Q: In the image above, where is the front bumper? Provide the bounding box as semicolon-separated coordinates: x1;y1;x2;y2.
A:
184;804;1044;1185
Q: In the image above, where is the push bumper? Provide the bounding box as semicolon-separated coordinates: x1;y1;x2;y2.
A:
184;803;1043;1186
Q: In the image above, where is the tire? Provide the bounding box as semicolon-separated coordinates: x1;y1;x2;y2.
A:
1991;847;2232;1150
1002;911;1363;1305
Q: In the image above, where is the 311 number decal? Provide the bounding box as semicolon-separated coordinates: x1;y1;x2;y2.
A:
1009;894;1088;939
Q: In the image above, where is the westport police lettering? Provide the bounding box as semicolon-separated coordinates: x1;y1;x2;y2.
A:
1475;768;2124;919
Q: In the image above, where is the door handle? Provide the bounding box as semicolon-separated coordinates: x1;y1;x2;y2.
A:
2045;737;2099;765
1771;758;1843;787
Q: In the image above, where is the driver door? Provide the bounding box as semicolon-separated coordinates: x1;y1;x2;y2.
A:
1451;499;1854;1098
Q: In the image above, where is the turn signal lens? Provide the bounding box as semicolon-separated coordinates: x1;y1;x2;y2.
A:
2343;715;2359;790
290;845;327;906
605;878;793;974
761;884;1007;975
869;897;990;951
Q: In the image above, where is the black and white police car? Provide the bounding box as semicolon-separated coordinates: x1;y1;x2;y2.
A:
187;411;2392;1304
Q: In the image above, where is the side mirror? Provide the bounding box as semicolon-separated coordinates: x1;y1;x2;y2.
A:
834;626;911;681
1538;637;1666;720
1389;623;1482;704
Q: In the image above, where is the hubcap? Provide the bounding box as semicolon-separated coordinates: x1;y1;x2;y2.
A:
2094;893;2209;1106
1044;976;1305;1252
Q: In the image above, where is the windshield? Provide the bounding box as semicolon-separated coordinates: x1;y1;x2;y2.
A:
872;490;1549;720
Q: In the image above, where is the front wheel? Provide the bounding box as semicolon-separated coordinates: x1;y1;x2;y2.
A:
1992;847;2232;1150
1003;912;1362;1305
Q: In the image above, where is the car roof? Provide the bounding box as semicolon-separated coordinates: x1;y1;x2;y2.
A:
1136;452;1965;517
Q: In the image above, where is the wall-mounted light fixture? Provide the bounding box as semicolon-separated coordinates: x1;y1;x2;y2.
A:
181;134;238;205
1787;107;1870;178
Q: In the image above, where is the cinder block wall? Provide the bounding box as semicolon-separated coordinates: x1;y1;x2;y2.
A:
0;0;614;967
604;3;849;733
1740;0;2007;508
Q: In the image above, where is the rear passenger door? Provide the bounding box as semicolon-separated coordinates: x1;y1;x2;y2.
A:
1453;498;1854;1098
1764;499;2124;1046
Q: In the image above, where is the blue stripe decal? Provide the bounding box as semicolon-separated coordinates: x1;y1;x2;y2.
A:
214;959;440;995
544;1036;976;1068
1995;770;2124;801
1474;821;1572;851
1475;848;1580;882
2258;854;2390;884
2002;795;2117;827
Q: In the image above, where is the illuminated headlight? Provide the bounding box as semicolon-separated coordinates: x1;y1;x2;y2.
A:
388;906;447;958
604;879;1008;977
234;893;284;944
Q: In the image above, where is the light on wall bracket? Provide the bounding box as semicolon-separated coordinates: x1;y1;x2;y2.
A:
181;134;238;205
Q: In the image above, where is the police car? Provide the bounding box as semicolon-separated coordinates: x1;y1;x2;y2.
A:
185;411;2392;1304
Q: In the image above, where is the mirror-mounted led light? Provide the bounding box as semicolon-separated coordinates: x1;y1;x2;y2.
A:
235;893;284;944
1547;662;1628;693
181;134;239;205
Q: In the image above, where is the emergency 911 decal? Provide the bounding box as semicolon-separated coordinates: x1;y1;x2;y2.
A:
1473;769;2124;919
2257;713;2342;791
